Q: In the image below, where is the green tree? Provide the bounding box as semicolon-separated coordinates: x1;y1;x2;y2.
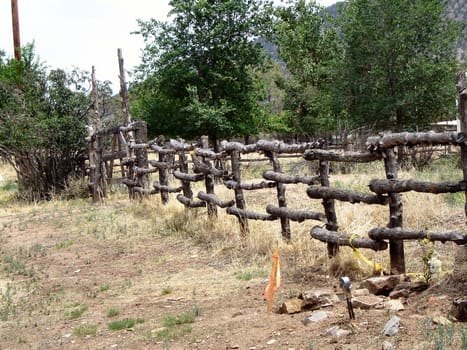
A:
339;0;460;133
132;0;273;148
0;45;91;200
272;0;343;140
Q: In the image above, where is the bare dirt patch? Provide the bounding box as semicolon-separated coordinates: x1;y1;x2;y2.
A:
0;198;465;350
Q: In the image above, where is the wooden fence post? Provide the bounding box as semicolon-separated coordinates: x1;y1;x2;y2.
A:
457;71;467;224
88;66;106;203
134;121;149;191
265;151;291;241
319;160;338;256
383;146;405;274
201;136;217;218
230;150;249;236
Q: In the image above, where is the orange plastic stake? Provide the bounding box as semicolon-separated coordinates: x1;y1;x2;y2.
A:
264;249;280;312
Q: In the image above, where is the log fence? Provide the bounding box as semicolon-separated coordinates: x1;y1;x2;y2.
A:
86;68;467;275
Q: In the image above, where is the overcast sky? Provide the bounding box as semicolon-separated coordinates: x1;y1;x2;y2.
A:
0;0;337;91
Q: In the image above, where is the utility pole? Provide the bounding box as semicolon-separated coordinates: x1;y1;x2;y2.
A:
11;0;21;60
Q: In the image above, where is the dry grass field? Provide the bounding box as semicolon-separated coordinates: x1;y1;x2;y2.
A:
0;157;466;349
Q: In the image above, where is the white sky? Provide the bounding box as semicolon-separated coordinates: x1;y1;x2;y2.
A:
0;0;337;92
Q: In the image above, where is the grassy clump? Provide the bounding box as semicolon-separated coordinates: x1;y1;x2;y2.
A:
72;324;97;337
108;318;144;331
64;304;88;320
106;307;119;318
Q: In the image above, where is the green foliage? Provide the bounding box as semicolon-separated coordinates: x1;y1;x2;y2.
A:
106;307;119;317
162;312;196;327
108;318;144;331
338;0;460;132
132;0;273;145
0;44;94;200
72;324;97;337
64;304;88;320
272;0;343;138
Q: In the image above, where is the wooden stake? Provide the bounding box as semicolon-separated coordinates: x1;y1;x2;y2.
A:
11;0;21;61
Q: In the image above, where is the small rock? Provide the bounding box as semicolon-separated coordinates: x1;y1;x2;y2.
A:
353;288;370;297
326;326;352;338
383;316;400;336
394;281;429;293
386;299;404;312
278;298;302;314
450;298;467;322
300;287;338;310
266;339;277;345
432;316;452;326
361;275;401;296
381;340;394;350
62;333;72;338
389;288;409;299
302;311;330;325
230;345;240;349
352;295;384;310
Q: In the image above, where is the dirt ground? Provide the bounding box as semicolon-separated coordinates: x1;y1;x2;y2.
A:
0;199;465;350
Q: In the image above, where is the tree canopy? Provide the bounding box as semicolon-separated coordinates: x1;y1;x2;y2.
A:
338;0;460;133
132;0;274;147
0;45;94;199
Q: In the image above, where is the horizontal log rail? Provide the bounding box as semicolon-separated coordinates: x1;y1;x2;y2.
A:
369;179;466;194
102;151;127;162
266;205;325;222
226;207;276;221
197;191;235;208
307;186;389;205
153;182;183;193
304;149;382;162
173;170;205;182
149;160;178;170
311;226;388;251
366;131;459;151
256;139;324;154
220;140;258;153
176;194;206;208
224;179;276;190
135;167;158;175
263;170;320;185
368;227;467;245
193;162;227;177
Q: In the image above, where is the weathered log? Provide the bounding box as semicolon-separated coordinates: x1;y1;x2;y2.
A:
319;160;339;256
122;178;137;187
129;143;148;149
135;167;158;175
369;178;466;194
173;170;205;182
265;151;291;240
230;149;249;235
220;140;258;153
120;157;136;166
102;151;127;162
224;180;276;190
257;139;324;154
366;131;459;151
133;187;158;195
307;186;389;205
195;148;224;160
176;194;206;208
310;226;388;251
304;149;381;162
368;227;467;245
383;148;405;274
226;207;276;221
153;182;183;193
151;144;177;155
193;161;227;177
197;191;235;208
266;205;325;222
149;160;178;170
169;139;196;152
263;170;320;185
